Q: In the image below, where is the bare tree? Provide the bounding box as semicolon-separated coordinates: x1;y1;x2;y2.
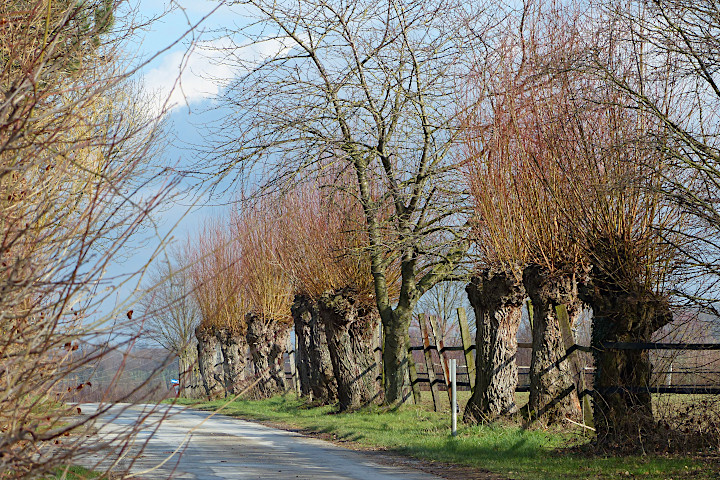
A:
0;0;175;476
138;245;202;398
203;0;498;403
417;281;474;341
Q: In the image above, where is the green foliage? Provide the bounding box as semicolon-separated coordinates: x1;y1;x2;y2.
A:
172;396;719;480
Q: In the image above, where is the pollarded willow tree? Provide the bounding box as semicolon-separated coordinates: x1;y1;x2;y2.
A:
204;0;499;403
189;220;248;398
548;0;696;447
233;201;294;399
277;180;392;410
544;86;684;448
462;4;587;425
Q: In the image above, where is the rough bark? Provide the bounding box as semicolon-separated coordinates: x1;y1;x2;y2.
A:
580;274;672;449
216;327;248;396
318;288;382;411
246;313;289;399
195;325;224;399
292;295;337;403
292;296;313;397
179;344;203;399
524;265;582;425
464;268;526;424
382;309;412;406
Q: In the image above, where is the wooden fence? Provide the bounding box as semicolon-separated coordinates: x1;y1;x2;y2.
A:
285;307;720;414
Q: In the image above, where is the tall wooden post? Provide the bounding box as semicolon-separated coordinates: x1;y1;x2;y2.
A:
427;314;452;403
457;307;475;393
419;314;441;412
556;304;593;429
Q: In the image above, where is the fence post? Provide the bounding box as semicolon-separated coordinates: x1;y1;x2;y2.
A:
427;314;452;404
526;299;534;341
407;339;422;405
419;314;441;412
287;335;299;396
556;304;593;429
451;358;457;436
457;307;475;393
377;323;384;387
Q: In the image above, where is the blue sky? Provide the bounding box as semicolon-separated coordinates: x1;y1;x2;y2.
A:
100;1;245;319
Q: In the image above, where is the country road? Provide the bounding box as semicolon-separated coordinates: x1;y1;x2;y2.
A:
79;403;444;480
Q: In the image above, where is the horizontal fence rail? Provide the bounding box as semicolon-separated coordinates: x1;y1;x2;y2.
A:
398;340;720;396
288;306;720;401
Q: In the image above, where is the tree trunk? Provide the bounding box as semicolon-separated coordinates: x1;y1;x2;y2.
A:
318;288;382;411
216;327;248;396
524;265;582;425
382;310;412;406
292;296;313;397
246;313;289;399
179;344;202;399
581;277;671;449
464;268;526;424
292;295;337;403
195;325;224;399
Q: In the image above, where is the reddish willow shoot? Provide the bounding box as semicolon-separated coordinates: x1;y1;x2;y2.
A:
189;221;248;398
233;201;293;399
276;184;388;410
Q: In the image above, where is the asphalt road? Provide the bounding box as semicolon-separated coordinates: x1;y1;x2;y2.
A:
80;403;443;480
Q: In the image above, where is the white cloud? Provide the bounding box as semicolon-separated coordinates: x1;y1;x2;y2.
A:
142;36;295;116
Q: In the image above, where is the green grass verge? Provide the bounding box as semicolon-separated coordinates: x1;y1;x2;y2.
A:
44;465;101;480
170;395;718;480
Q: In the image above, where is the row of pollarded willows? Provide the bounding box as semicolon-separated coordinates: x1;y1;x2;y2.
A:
460;2;689;450
278;178;400;410
153;0;720;455
181;176;396;411
187;202;293;400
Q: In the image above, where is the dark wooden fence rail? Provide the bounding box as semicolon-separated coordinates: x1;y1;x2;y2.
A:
286;308;720;409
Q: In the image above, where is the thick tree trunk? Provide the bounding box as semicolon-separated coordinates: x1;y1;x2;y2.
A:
216;328;248;396
464;268;526;424
179;344;203;399
292;296;313;397
292;295;336;403
524;266;582;425
246;313;289;399
318;288;382;411
581;278;671;449
195;325;224;399
382;309;412;406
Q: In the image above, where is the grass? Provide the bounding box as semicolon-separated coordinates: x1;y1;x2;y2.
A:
170;393;719;479
44;465;101;480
